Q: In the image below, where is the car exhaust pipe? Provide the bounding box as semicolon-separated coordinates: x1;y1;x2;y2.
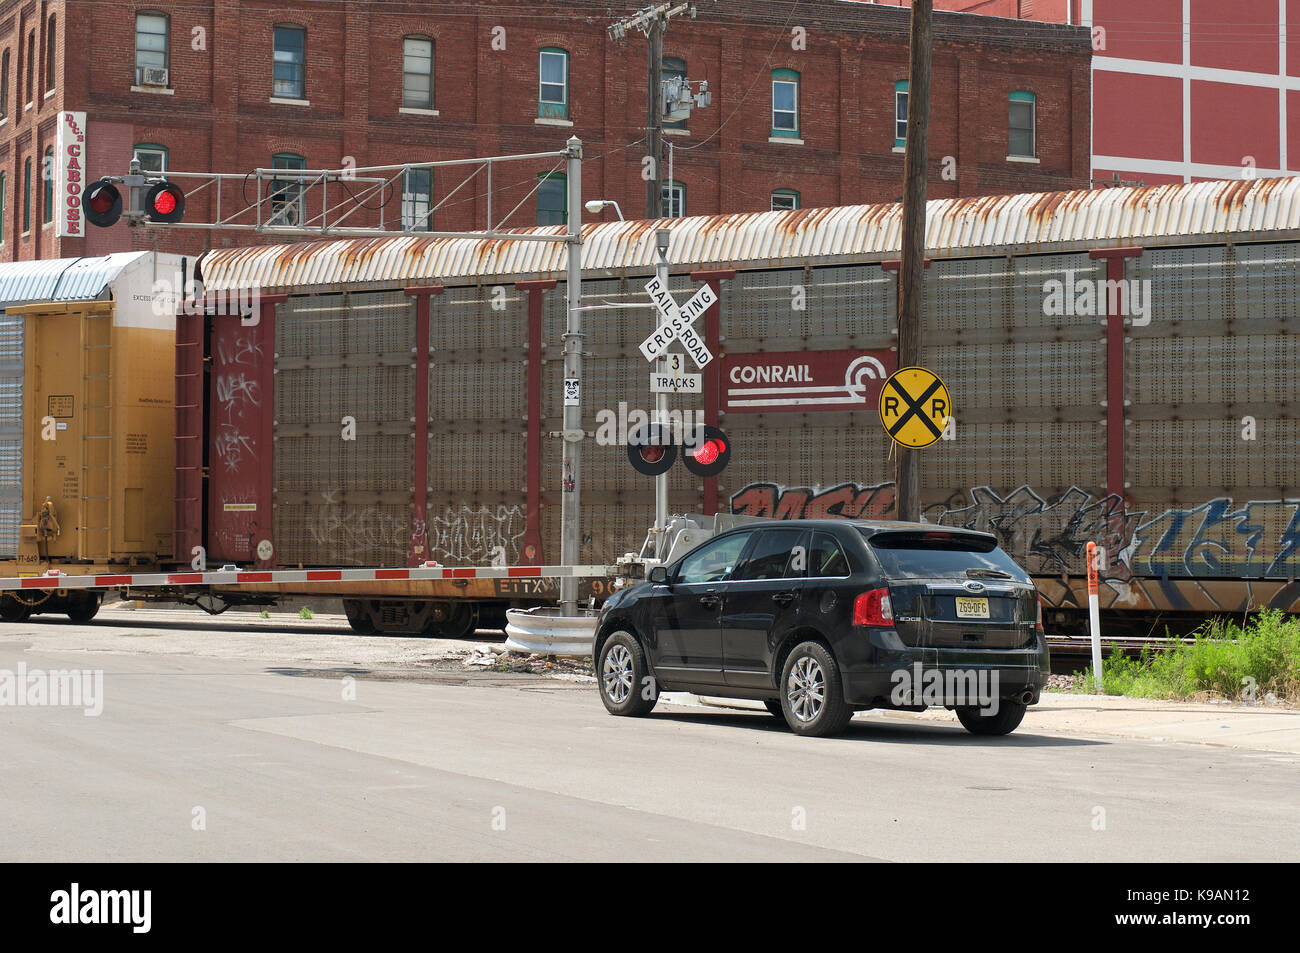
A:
1017;689;1035;705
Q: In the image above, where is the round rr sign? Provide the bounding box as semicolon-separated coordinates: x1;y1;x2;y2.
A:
877;366;952;449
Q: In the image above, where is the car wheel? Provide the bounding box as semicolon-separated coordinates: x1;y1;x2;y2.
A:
762;700;784;718
780;641;853;737
955;699;1027;736
597;631;658;717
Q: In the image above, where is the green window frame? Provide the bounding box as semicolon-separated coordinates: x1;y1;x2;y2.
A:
539;48;568;120
771;68;799;137
662;180;685;217
271;152;306;225
42;146;53;224
537;172;566;225
894;81;909;148
771;189;800;211
22;157;31;233
1009;90;1036;158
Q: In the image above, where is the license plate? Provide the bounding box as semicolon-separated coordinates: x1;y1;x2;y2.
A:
955;597;990;619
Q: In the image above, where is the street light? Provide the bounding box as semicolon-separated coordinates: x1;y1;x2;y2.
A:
585;199;625;220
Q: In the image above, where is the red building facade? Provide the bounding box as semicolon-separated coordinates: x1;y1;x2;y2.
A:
0;0;1091;263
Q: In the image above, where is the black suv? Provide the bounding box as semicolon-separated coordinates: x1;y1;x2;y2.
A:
593;519;1049;737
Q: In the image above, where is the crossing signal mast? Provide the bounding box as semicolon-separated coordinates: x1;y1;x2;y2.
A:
85;154;187;227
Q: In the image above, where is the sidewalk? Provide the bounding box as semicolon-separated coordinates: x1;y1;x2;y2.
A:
661;691;1300;754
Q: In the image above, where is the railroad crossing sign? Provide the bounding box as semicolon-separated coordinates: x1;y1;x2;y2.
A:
878;366;952;449
638;275;717;368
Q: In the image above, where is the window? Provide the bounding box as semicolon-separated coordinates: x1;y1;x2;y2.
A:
735;529;803;581
771;189;800;211
402;167;432;231
663;56;686;130
273;25;306;99
270;152;305;226
807;533;850;578
402;36;433;109
894;81;909;147
135;12;168;86
134;143;168;175
45;15;55;92
662;180;685;217
25;31;34;103
2;50;9;118
537;172;566;226
22;157;31;232
538;48;568;119
1009;91;1035;157
771;69;799;137
42;146;53;224
677;532;753;585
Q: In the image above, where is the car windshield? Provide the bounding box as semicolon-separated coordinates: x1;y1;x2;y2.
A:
863;530;1026;580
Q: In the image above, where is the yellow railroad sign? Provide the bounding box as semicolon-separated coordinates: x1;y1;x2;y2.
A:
878;366;952;449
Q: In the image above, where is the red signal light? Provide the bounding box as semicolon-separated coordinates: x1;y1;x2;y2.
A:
84;179;123;228
152;190;177;216
143;181;185;223
682;425;731;477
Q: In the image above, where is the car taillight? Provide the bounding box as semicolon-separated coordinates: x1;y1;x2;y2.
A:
853;588;893;626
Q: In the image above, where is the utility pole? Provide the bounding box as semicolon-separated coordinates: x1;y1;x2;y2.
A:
606;3;701;219
560;137;584;616
896;0;933;523
647;17;664;218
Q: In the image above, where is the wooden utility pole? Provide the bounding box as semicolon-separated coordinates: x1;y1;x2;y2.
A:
896;0;933;523
646;17;664;218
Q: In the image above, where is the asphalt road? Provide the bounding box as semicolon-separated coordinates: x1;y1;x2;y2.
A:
2;612;1298;861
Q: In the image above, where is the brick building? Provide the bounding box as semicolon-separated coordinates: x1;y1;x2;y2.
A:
0;0;1090;263
882;0;1300;184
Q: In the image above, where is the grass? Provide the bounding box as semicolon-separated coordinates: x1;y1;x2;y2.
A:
298;606;314;620
1075;609;1300;703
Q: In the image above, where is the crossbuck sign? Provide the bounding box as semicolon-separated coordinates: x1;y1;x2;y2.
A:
638;276;718;368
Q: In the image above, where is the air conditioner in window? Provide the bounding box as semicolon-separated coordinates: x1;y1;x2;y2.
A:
141;67;169;87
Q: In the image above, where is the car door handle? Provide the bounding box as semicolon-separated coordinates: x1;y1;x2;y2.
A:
698;595;720;609
771;592;795;606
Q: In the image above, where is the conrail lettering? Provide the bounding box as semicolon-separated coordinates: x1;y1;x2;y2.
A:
729;364;813;383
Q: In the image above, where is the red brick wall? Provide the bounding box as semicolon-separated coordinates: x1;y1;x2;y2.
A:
0;0;1091;263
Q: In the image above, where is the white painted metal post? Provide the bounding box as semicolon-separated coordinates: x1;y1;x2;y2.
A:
1087;540;1103;690
654;230;671;558
560;137;584;615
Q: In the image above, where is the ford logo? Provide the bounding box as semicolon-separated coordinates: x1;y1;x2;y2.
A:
963;581;985;593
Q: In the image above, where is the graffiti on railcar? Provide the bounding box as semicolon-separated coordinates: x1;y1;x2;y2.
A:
730;482;1300;580
425;504;528;566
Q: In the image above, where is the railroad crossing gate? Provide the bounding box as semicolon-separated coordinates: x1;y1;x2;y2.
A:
878;366;952;449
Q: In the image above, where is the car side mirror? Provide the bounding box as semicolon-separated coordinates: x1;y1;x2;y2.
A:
649;566;670;584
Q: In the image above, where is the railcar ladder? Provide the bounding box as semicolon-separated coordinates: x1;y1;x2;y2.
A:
80;312;113;561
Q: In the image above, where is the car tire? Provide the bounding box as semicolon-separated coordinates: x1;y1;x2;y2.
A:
597;631;658;717
955;699;1027;736
780;641;854;737
762;699;784;718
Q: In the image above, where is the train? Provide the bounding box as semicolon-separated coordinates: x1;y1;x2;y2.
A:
2;176;1299;638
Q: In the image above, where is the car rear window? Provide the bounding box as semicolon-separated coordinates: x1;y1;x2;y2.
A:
862;530;1026;579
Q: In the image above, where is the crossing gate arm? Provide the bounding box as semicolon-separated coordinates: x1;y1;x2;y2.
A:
0;565;615;593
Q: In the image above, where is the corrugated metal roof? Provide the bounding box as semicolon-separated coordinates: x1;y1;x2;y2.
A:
198;177;1300;294
0;252;154;309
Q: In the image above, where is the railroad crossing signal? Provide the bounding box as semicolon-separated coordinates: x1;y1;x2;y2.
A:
84;154;188;228
878;366;952;449
638;275;716;368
